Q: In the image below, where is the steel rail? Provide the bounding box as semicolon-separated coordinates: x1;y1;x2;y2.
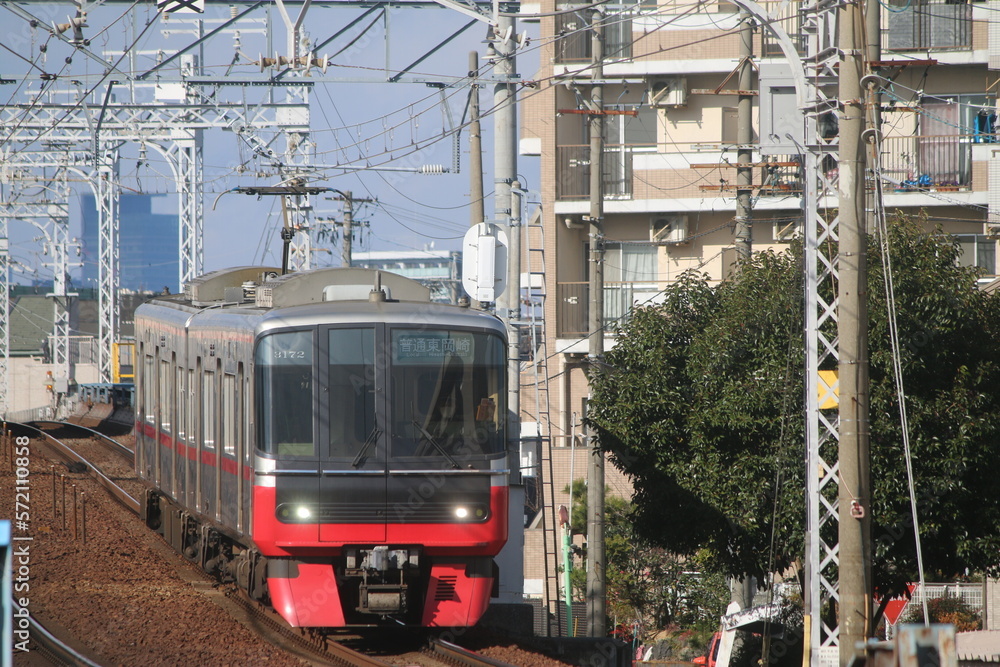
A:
430;638;517;667
10;421;141;515
11;599;104;666
28;419;134;465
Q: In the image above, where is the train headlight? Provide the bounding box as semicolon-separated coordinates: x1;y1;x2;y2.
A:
454;506;469;519
296;506;312;520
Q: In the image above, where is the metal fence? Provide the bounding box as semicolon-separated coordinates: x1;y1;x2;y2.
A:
879;134;973;190
556;282;662;337
555;146;633;200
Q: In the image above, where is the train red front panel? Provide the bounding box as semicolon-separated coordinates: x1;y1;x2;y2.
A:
267;562;346;627
252;484;507;555
421;562;493;627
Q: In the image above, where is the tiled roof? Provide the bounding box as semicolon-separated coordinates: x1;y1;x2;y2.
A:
958;631;1000;663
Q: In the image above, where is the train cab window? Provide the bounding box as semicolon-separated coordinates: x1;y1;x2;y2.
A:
255;330;315;457
390;330;506;461
327;328;376;459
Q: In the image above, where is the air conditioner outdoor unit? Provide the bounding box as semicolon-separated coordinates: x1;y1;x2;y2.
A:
986;224;1000;239
649;77;687;108
652;215;689;244
774;219;802;243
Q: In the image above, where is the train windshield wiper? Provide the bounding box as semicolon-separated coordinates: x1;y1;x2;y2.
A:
351;427;381;467
411;421;461;470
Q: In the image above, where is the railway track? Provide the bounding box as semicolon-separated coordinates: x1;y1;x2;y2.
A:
11;420;140;514
3;421;523;667
12;599;104;666
429;637;519;667
28;419;135;462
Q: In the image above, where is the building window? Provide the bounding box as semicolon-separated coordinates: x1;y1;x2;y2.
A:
887;0;973;51
604;243;660;326
605;242;658;284
605;105;658;150
955;235;996;274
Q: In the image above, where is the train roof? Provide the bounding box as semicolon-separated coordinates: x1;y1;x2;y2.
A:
136;266;505;335
182;266;433;307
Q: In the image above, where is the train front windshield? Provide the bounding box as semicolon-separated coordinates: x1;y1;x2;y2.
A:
389;330;505;462
256;326;506;464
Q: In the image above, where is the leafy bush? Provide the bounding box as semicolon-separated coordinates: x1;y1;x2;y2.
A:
901;594;981;632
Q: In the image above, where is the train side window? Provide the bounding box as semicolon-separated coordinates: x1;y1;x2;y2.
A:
243;369;251;461
144;355;155;425
222;373;236;457
160;360;172;435
203;369;216;451
176;367;186;444
187;369;196;450
327;328;376;459
255;330;315;457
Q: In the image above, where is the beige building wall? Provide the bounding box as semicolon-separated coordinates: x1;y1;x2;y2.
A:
518;0;995;613
523;446;634;597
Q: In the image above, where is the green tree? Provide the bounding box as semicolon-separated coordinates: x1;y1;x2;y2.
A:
586;215;1000;600
562;480;729;641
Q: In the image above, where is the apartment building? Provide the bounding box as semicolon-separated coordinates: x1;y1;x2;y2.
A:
516;0;997;628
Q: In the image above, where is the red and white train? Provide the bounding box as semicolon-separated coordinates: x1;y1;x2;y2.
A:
135;266;509;628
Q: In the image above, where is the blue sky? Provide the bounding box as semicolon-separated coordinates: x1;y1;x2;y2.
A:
0;1;539;284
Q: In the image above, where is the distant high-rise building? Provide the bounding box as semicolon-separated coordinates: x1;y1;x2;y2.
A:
80;193;180;293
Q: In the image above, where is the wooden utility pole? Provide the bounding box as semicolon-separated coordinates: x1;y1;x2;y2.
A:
837;0;872;662
585;5;606;640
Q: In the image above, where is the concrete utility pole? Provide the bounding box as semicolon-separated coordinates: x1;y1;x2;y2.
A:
326;190;374;268
732;7;755;613
734;9;754;262
469;51;485;226
340;191;354;267
492;14;517;234
837;0;872;662
585;6;607;640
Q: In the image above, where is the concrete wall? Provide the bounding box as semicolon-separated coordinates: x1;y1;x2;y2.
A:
4;357;100;419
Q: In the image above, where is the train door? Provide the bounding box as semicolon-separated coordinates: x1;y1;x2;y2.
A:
239;366;251;534
139;348;155;480
200;363;218;517
176;366;187;504
219;366;240;528
158;358;173;492
257;329;320;540
318;326;386;543
186;368;198;510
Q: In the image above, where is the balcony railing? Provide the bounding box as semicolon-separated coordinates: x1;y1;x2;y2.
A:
878;134;974;190
886;1;972;51
556;145;632;200
556;282;663;337
554;12;634;62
